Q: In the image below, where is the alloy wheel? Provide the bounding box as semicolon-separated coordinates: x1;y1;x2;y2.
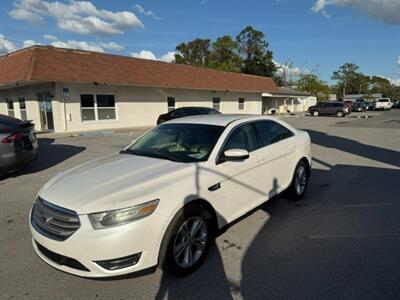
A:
295;166;307;195
173;216;208;269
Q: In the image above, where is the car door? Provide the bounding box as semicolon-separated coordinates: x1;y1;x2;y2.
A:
253;120;297;196
213;123;269;223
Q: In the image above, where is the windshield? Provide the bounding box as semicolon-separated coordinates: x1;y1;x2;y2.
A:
123;124;225;163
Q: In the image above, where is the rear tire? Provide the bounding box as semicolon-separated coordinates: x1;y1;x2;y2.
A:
287;161;309;201
161;205;212;277
313;111;319;117
336;111;344;118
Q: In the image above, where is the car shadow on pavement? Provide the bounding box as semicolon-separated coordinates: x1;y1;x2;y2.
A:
1;138;86;179
305;129;400;168
240;163;400;299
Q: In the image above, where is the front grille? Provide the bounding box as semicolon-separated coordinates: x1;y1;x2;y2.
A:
35;241;89;272
31;197;80;241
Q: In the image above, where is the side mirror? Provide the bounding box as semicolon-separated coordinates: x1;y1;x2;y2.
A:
220;149;249;162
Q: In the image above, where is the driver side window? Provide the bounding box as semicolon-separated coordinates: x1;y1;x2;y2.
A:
223;124;257;153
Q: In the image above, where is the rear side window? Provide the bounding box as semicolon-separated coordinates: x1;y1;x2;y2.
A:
333;103;343;107
223;124;258;152
254;121;294;147
170;108;185;117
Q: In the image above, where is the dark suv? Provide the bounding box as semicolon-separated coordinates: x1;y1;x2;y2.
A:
308;102;350;118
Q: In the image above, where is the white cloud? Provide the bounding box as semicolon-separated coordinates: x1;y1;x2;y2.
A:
0;34;18;54
130;50;157;60
49;39;124;53
0;34;40;55
130;50;176;62
160;51;177;62
43;34;58;41
99;42;125;52
134;4;161;20
312;0;400;24
51;40;106;52
23;39;38;48
9;0;144;36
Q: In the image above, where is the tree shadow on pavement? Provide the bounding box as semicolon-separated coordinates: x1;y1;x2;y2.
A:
305;129;400;168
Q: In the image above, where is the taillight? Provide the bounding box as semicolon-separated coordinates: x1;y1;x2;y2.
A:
1;132;22;144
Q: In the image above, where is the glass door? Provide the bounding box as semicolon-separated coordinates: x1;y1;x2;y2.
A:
37;92;54;130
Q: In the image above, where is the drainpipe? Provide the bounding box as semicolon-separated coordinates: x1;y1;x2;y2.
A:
61;83;68;132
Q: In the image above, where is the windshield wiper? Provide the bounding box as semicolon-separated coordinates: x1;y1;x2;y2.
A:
120;149;182;162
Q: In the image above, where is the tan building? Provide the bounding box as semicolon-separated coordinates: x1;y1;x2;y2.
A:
262;87;317;115
0;46;280;133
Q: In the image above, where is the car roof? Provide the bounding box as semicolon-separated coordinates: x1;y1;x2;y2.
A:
171;106;216;111
164;114;279;126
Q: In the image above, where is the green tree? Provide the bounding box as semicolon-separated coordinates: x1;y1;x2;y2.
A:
208;35;242;72
331;63;362;100
174;38;211;66
236;26;276;77
297;73;331;100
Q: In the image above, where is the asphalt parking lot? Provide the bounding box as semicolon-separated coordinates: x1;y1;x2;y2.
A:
1;110;400;300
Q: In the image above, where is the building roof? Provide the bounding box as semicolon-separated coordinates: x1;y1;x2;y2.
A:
0;46;278;93
272;87;310;97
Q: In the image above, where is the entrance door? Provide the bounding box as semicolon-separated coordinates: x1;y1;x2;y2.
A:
37;92;54;131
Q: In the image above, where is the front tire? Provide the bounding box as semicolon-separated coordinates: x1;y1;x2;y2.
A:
162;205;212;277
313;111;319;117
287;161;309;201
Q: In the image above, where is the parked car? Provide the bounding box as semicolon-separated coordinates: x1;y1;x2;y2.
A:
30;115;311;277
351;101;366;112
366;101;375;111
391;100;400;109
374;98;392;110
0;114;38;176
308;102;350;117
157;107;221;124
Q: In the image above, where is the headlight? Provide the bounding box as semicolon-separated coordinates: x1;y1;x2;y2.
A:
89;199;159;229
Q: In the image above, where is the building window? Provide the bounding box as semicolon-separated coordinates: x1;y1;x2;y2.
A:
6;98;14;117
19;97;27;120
80;94;116;122
81;94;96;121
213;97;220;111
97;95;116;120
238;98;245;110
167;97;175;111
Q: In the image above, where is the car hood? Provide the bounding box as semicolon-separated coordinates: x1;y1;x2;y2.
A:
38;153;192;214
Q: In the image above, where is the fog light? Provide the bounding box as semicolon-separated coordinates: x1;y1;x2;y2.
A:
94;252;142;270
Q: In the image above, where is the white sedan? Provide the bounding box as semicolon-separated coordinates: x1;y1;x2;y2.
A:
30;115;311;277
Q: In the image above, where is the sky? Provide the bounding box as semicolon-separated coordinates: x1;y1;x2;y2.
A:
0;0;399;85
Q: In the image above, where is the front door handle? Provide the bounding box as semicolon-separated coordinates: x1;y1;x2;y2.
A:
256;156;265;163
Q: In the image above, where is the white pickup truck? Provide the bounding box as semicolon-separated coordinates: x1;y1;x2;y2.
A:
375;98;392;110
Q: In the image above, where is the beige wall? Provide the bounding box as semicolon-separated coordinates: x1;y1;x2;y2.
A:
0;83;55;131
2;82;263;132
58;82;262;133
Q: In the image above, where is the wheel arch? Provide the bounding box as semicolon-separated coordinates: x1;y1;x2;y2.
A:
157;198;219;267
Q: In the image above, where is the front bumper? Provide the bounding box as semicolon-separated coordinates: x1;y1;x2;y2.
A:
30;209;170;278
